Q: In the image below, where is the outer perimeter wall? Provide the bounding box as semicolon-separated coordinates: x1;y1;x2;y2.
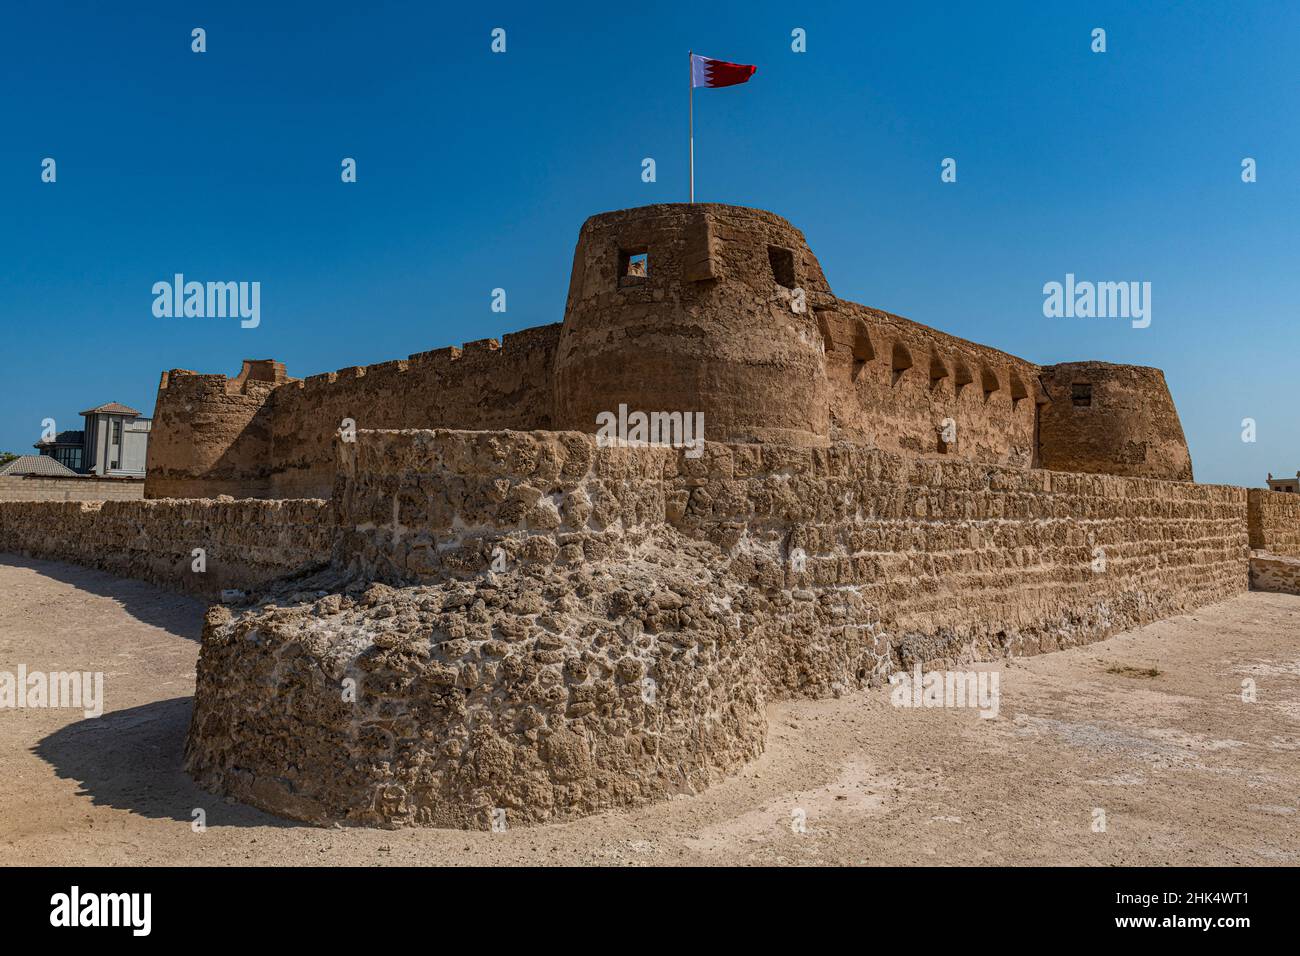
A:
180;429;1247;828
0;498;332;598
3;429;1247;639
1248;488;1300;557
338;430;1247;660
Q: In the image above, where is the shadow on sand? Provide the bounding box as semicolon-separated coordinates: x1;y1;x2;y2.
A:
34;697;296;829
0;551;206;641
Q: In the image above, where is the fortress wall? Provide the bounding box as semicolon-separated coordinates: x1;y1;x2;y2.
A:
820;302;1042;468
266;324;561;499
141;205;1198;504
336;430;1248;671
177;427;1249;828
0;497;332;597
269;323;559;496
1247;488;1300;557
145;366;280;499
145;327;561;501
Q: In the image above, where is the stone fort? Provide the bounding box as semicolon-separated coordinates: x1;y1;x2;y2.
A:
145;203;1192;501
2;203;1296;829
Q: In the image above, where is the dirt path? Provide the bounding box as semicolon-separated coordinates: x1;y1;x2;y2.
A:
2;553;1297;866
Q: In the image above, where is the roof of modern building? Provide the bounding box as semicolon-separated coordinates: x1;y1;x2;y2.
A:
78;402;142;417
0;455;79;477
33;429;85;447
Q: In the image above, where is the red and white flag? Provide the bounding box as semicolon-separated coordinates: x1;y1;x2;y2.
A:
690;54;757;89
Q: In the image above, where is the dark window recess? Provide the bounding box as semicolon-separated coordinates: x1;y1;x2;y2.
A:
618;248;649;284
768;246;796;289
1071;383;1093;407
51;447;83;471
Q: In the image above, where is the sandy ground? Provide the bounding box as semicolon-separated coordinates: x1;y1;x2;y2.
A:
1;552;1297;867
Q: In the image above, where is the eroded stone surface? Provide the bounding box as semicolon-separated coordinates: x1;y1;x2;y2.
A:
183;430;1249;829
186;529;769;828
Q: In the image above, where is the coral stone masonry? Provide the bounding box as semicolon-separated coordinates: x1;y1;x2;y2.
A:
184;429;1245;828
1;204;1295;830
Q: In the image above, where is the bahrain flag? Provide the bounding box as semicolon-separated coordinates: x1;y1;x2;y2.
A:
690;54;757;88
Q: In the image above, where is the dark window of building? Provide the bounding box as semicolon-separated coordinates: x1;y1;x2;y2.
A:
768;246;796;289
1071;383;1093;407
50;447;82;471
618;248;649;285
112;421;122;445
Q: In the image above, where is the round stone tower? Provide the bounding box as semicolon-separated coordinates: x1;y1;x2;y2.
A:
1037;361;1193;480
552;204;833;446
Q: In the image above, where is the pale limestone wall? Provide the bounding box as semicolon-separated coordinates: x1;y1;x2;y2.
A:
1249;551;1300;595
0;498;332;597
0;476;145;502
1247;488;1300;558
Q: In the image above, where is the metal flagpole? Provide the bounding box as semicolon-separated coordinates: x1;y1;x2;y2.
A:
689;50;694;203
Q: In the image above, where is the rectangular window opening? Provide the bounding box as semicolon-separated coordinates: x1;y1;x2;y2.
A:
618;248;649;285
1071;383;1093;407
768;245;796;289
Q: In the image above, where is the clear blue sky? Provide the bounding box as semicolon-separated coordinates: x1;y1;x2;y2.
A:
2;0;1295;487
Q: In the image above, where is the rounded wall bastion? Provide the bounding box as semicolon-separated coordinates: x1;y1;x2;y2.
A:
1037;361;1193;481
552;204;834;447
